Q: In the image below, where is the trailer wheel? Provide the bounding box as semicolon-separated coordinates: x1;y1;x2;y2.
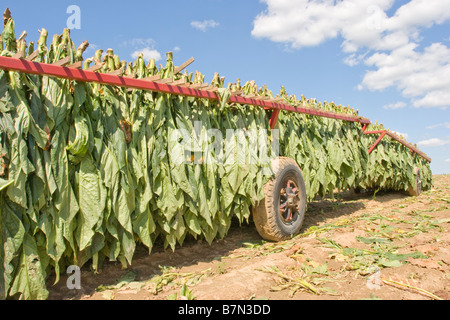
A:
252;157;307;241
408;167;422;197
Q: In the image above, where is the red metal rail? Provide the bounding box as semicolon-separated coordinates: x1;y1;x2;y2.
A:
0;56;431;163
368;131;387;154
0;56;370;126
386;131;431;163
363;128;431;163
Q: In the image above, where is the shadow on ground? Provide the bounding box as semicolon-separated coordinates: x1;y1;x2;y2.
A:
47;189;410;300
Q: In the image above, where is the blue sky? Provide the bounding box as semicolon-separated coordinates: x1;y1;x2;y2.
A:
4;0;450;174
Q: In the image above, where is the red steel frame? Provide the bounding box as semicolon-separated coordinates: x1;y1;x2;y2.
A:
363;127;431;163
0;56;431;163
0;56;370;126
367;131;387;154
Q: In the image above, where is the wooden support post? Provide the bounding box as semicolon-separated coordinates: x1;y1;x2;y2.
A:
174;57;195;74
25;50;39;62
85;63;104;72
106;68;124;76
12;51;25;59
205;87;219;92
67;61;83;69
53;56;72;67
142;74;161;82
189;83;209;89
154;78;174;84
171;78;187;86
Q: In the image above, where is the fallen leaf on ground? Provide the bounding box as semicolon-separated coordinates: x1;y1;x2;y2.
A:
285;244;303;256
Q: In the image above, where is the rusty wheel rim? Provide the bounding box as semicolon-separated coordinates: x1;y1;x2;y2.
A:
279;179;300;224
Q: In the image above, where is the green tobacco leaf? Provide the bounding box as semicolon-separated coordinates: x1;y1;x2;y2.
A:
385;251;428;262
180;284;195;300
0;179;14;192
8;233;49;300
0;195;25;299
77;157;106;251
379;259;402;268
67;114;90;157
217;88;231;111
356;236;391;244
0;13;434;301
96;270;137;292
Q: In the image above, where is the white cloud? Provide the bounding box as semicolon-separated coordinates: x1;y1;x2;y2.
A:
383;102;407;110
445;159;450;162
190;20;219;32
417;138;450;147
386;0;450;31
126;38;162;63
252;0;450;109
252;0;394;50
343;51;369;66
427;122;450;129
122;38;157;49
252;0;450;52
361;42;450;109
131;48;162;62
392;131;409;140
412;90;450;109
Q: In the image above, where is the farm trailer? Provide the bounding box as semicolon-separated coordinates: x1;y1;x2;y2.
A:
0;12;432;299
0;52;431;238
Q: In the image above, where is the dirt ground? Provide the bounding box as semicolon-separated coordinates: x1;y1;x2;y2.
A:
48;175;450;301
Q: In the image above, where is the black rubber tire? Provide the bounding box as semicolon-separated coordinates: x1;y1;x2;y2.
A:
408;167;422;197
252;157;307;241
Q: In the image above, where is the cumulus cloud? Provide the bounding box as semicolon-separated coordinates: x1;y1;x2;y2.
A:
252;0;394;51
417;138;450;147
252;0;450;109
427;122;450;130
131;48;162;62
392;131;409;140
383;102;407;110
190;20;219;32
361;42;450;109
126;38;162;63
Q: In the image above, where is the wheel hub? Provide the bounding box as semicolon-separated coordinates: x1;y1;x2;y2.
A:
417;173;422;195
280;180;300;223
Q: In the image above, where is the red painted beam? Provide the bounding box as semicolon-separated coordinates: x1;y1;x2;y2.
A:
0;56;432;162
0;56;431;162
363;130;386;135
0;56;370;125
269;109;280;130
368;131;387;154
386;131;431;163
0;56;220;99
364;128;431;163
362;124;368;132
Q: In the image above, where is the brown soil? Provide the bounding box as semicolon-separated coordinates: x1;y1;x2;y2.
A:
48;175;450;301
